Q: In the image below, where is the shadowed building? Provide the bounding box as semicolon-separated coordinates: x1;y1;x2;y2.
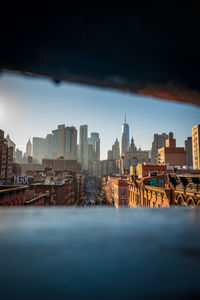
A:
185;137;193;168
79;125;88;171
151;133;168;164
0;130;13;184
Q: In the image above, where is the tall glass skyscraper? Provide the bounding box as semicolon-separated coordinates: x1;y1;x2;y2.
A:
121;114;130;153
88;132;100;161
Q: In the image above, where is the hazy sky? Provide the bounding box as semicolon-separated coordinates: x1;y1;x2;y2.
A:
0;72;199;160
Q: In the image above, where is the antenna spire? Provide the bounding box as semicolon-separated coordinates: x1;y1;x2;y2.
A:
125;113;126;123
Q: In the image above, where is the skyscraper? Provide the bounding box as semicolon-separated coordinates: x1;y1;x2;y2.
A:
121;114;129;153
45;134;52;159
65;126;77;160
88;132;100;161
79;125;88;170
32;137;46;163
192;124;200;170
51;125;77;160
185;137;193;168
121;132;128;154
112;138;120;159
26;138;32;157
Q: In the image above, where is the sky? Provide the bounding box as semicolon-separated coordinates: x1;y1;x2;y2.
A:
0;72;199;160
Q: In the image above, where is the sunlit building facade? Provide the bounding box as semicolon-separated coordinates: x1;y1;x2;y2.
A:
192;124;200;170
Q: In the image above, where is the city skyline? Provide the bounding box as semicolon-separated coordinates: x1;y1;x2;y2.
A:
0;72;200;160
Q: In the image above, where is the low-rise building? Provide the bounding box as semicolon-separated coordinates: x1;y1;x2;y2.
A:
135;163;167;181
42;158;81;173
0;185;27;206
20;163;42;175
128;177;171;208
102;176;128;207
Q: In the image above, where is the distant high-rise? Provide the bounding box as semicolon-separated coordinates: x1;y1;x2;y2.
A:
113;138;120;159
121;114;129;153
88;132;100;161
107;138;120;160
32;137;46;163
192;124;200;170
151;133;168;164
185;137;193;168
79;125;88;170
45;134;52;159
107;150;113;160
95;140;100;161
51;125;77;160
121;132;128;154
15;148;23;163
65;127;77;160
26;138;32;157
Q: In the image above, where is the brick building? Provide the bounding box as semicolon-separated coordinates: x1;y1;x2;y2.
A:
134;163;167;181
158;132;187;168
0;130;13;184
0;185;27;206
102;176;128;208
30;176;78;206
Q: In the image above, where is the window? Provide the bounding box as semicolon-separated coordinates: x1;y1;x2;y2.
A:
121;189;126;195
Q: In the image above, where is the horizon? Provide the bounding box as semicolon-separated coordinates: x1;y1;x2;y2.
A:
0;72;200;160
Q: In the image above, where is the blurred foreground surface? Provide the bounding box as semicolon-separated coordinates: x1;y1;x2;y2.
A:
0;207;200;299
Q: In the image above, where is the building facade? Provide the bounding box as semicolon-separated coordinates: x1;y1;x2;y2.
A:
79;125;88;170
51;125;77;160
102;176;128;207
32;137;46;163
0;130;13;184
88;132;100;160
119;137;149;174
158;132;187;168
151;133;168;164
107;138;120;160
185;136;193;168
26;138;32;157
44;134;52;159
192;124;200;170
42;158;81;173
